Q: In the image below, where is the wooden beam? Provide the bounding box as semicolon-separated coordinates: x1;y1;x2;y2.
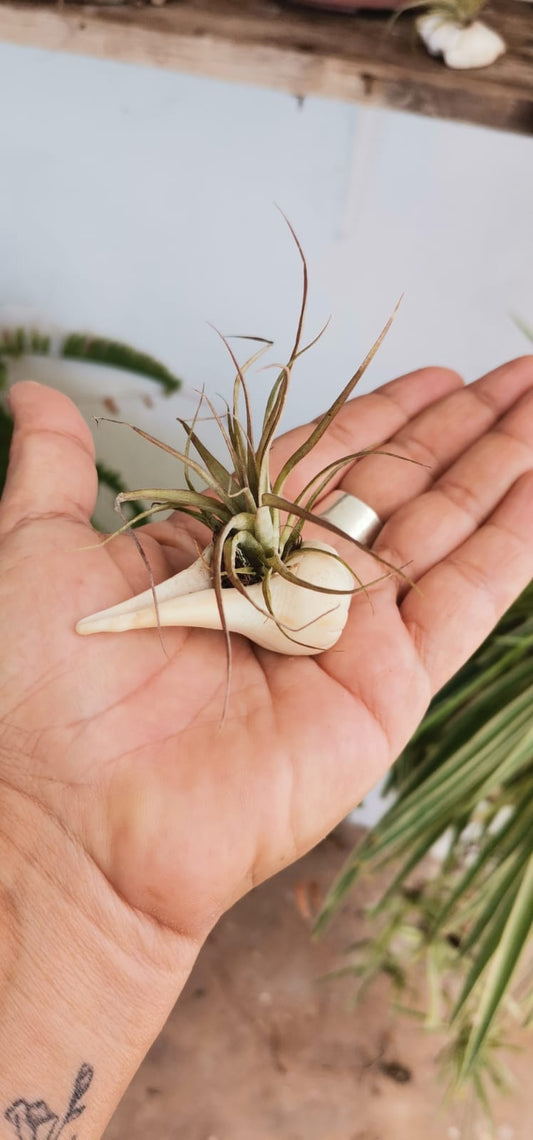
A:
1;0;532;135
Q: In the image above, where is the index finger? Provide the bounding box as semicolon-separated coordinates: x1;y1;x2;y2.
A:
269;365;463;499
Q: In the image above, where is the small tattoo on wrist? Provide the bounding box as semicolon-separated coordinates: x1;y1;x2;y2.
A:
4;1062;94;1140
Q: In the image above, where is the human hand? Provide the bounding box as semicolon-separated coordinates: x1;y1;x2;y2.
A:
0;357;532;1134
3;359;533;931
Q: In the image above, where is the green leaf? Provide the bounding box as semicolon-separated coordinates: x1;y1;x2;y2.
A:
62;334;181;394
430;799;533;937
459;856;533;1077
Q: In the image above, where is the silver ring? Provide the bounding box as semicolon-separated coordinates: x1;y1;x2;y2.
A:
320;492;382;545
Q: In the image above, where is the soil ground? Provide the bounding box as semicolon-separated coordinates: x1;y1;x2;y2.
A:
105;824;532;1140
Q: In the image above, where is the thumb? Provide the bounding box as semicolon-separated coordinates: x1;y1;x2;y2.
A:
0;382;98;534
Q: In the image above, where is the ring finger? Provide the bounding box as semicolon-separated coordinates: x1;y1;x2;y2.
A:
326;356;533;523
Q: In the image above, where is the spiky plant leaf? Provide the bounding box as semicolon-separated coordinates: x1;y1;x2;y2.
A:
459;857;533;1077
316;579;533;1097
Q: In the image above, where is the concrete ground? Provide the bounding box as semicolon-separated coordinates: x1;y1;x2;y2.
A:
105;825;532;1140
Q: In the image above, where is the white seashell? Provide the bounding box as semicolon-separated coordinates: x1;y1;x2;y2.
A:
76;541;354;655
97;543;215;620
416;14;506;69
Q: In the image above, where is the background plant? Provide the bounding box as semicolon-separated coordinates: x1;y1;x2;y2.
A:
316;581;533;1103
0;326;182;523
317;303;533;1104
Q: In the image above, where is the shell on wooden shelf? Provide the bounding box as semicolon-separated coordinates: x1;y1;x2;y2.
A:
416;13;506;69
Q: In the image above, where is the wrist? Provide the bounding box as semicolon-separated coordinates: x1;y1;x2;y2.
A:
0;786;200;1138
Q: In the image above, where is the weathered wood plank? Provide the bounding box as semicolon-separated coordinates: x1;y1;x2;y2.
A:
0;0;532;134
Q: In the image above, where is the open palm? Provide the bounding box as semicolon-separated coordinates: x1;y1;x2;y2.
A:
1;358;532;944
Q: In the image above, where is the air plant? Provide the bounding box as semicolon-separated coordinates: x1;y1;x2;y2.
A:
412;0;506;69
76;227;409;697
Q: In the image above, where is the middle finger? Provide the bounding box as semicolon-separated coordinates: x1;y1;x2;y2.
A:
331;356;533;521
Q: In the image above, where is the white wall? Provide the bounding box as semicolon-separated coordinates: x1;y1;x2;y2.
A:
1;43;532;817
1;45;532;444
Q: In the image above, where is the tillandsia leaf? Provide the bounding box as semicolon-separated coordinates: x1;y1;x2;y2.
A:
257;567;319;651
181;387;209;498
223;543;330;652
272;299;402;496
235;344;274;498
94;461;142;525
176;417;238;499
269;550;354;598
300;543;391;599
211;513;261;714
263;493;413;587
213;330;269;459
100;418;238;511
278;208;308;363
195;387;243;476
209;331;258;489
116;488;232;527
225;401;250;490
261;364;290;436
228;348;261;468
283;446;426;549
293;316;332;362
256;367;291;484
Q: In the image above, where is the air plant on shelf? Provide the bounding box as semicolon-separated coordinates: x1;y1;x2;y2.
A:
412;0;506;69
76;229;409;706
